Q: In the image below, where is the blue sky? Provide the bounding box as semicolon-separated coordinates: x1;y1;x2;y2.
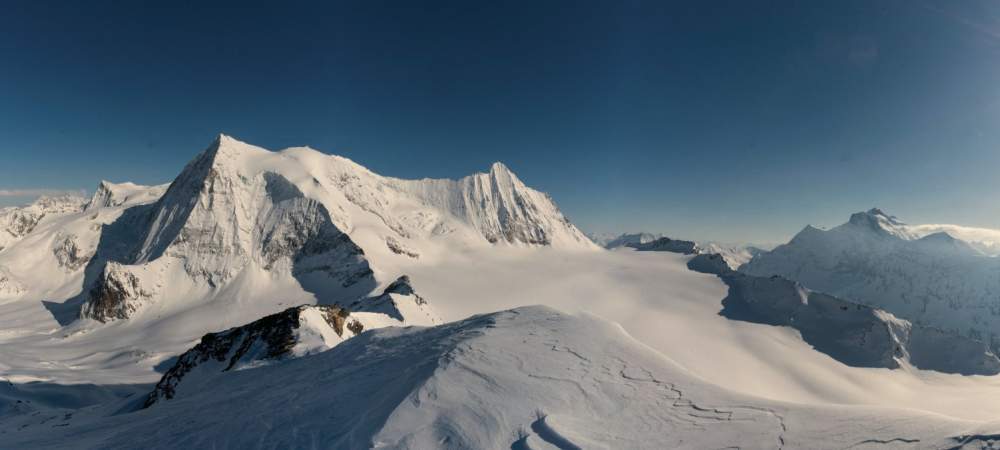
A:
3;1;1000;243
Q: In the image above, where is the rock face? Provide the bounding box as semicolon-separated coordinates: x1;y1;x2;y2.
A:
144;277;439;407
80;263;152;322
691;253;1000;375
742;208;1000;353
627;237;697;254
52;233;91;271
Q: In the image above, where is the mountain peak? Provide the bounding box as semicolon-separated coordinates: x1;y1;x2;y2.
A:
489;161;510;173
845;208;913;239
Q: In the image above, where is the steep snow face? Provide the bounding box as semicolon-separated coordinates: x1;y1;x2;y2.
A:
79;137;375;322
85;181;168;211
743;208;1000;352
4;306;991;450
321;154;595;249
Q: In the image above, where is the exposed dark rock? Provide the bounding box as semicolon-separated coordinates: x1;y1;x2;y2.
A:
385;236;419;258
80;265;149;323
351;276;428;320
627;237;697;254
52;233;91;271
144;303;352;408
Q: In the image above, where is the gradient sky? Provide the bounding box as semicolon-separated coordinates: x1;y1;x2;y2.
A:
4;1;1000;243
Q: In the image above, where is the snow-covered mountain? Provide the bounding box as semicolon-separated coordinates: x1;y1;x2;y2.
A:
743;208;1000;352
594;232;763;268
626;236;697;254
5;305;995;450
589;231;663;248
9;138;1000;447
0;134;595;383
0;195;88;253
691;254;1000;375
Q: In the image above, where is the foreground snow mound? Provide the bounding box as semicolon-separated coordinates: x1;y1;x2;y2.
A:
5;305;993;449
693;254;1000;375
744;208;1000;353
145;275;439;407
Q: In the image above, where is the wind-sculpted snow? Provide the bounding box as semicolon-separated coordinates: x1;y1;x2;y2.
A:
1;306;990;449
744;208;1000;354
692;253;1000;375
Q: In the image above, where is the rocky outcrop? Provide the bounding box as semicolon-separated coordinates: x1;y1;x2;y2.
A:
385;236;419;258
80;263;151;322
143;304;355;407
691;253;1000;375
144;275;439;407
627;237;697;254
348;275;437;323
0;266;25;298
52;233;91;271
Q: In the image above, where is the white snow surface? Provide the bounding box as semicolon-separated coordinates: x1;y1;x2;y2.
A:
3;306;997;450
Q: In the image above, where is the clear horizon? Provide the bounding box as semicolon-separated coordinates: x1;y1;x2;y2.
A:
4;1;1000;243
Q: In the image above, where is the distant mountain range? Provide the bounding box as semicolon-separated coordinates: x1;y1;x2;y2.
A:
744;208;1000;352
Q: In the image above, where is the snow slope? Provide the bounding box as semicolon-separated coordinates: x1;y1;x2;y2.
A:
4;306;997;450
744;208;1000;353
